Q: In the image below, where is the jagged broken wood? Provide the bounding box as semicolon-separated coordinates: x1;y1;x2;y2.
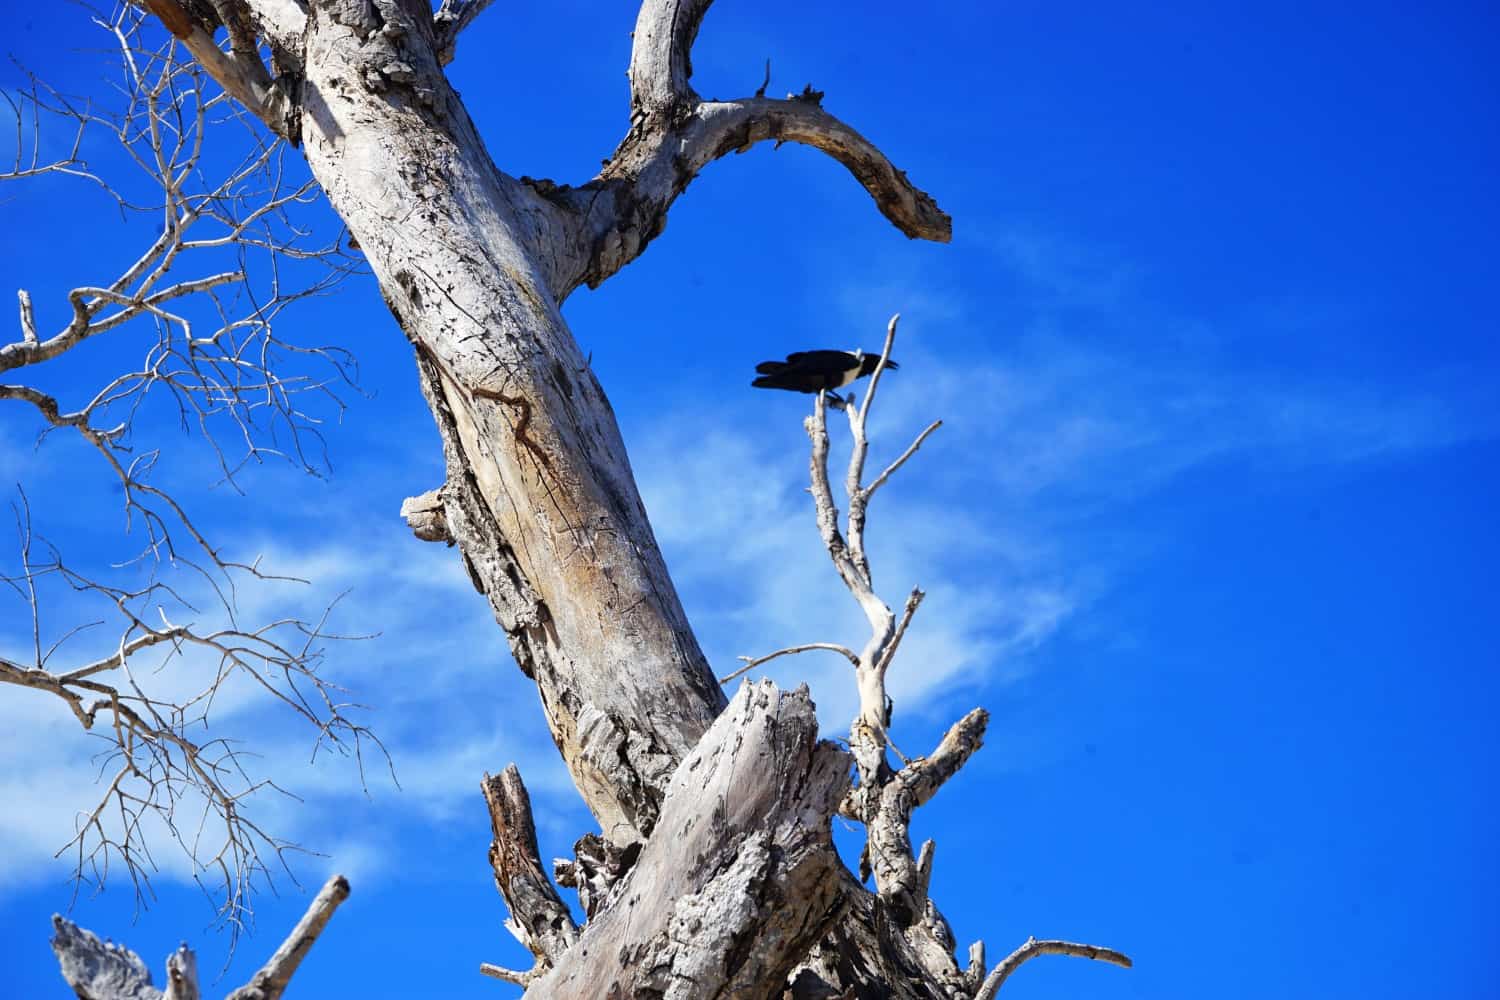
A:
523;680;851;1000
480;765;578;975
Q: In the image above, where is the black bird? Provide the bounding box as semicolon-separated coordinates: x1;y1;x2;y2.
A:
751;350;898;394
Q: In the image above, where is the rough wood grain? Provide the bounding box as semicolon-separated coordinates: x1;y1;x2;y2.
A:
481;765;579;969
50;916;163;1000
525;680;851;1000
295;0;726;847
224;875;350;1000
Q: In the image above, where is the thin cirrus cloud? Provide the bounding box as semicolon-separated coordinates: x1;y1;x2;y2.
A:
0;521;579;893
2;225;1492;897
632;234;1499;740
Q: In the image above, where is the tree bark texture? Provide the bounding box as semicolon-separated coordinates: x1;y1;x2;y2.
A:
297;0;726;847
526;680;851;1000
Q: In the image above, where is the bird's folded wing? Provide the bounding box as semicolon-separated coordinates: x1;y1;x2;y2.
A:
783;350;856;369
752;372;819;392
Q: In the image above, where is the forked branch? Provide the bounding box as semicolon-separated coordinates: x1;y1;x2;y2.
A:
434;0;501;64
542;0;951;297
139;0;296;139
786;314;1129;993
51;875;350;1000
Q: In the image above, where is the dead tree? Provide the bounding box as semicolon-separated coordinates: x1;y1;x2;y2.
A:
12;2;1132;996
1;6;376;943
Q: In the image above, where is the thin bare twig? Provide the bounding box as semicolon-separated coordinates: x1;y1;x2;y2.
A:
719;642;860;686
975;936;1134;999
0;9;372;941
479;962;541;987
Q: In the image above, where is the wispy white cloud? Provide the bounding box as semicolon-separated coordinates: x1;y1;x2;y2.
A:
634;413;1080;732
0;515;579;895
3;219;1492;905
634;226;1499;749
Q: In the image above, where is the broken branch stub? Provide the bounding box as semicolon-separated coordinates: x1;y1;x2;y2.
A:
481;765;579;970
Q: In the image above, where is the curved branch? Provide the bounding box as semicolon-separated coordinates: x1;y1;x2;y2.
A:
975;937;1133;1000
434;0;498;65
536;7;951;302
557;96;951;296
665;96;952;242
720;642;861;686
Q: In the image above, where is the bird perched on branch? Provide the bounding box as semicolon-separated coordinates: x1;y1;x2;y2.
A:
751;350;899;395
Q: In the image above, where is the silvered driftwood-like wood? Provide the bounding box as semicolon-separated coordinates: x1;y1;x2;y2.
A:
539;0;952;298
777;318;1128;998
292;0;726;848
50;916;164;1000
524;680;851;1000
133;0;947;856
974;937;1134;999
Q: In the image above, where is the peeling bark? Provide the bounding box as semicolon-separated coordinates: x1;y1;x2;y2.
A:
51;916;164;1000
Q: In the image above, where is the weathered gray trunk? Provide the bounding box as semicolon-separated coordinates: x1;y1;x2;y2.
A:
289;8;973;992
298;0;724;846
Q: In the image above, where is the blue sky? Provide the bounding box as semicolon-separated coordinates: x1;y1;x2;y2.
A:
2;2;1497;998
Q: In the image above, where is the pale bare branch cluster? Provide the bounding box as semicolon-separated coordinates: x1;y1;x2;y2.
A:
0;8;373;938
2;8;360;505
729;315;1129;996
0;497;383;943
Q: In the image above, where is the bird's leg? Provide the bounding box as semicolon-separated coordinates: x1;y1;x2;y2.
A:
824;390;849;412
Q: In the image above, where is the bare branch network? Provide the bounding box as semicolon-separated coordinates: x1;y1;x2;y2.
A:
1;5;377;939
15;1;1133;998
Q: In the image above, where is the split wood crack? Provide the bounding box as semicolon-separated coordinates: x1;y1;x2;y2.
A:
417;342;558;482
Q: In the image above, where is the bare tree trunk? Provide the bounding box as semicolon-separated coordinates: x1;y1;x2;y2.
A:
294;0;726;847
